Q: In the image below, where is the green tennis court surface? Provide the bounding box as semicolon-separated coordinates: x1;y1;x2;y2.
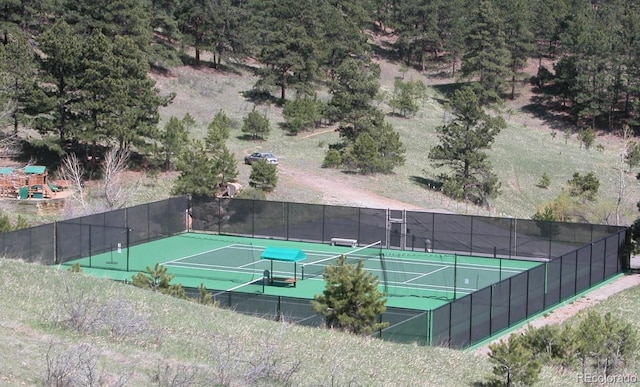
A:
61;232;542;311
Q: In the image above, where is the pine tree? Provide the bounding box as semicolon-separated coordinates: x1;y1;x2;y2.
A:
350;122;406;174
246;0;320;100
173;140;218;196
311;255;388;335
131;263;186;298
213;145;238;187
282;96;323;134
36;20;84;144
0;30;37;134
327;57;380;135
428;86;505;204
205;110;232;151
159;116;189;171
389;78;420;117
460;0;512;104
175;0;222;66
249;160;277;192
80;32;165;150
241;107;270;140
487;333;541;386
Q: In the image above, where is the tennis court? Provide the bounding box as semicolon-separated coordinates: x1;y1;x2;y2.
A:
61;232;542;310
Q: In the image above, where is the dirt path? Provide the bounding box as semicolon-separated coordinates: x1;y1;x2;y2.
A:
474;273;640;355
277;164;427;210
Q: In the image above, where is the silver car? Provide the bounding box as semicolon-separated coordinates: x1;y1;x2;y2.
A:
244;152;279;165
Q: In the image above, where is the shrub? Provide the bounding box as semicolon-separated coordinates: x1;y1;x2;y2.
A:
322;149;342;168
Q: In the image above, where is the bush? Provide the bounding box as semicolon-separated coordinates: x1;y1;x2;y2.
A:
538;172;551;188
487;333;541;386
322;149;342;168
249;161;278;192
312;255;388;335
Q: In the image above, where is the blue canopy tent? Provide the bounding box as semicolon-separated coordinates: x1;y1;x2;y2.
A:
260;247;307;287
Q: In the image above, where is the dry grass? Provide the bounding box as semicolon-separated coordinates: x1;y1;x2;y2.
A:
0;258;584;386
150;59;640;224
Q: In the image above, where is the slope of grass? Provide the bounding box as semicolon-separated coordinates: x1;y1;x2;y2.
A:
152;62;640;224
0;258;582;386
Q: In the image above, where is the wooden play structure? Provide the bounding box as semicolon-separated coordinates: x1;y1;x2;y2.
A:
0;166;70;200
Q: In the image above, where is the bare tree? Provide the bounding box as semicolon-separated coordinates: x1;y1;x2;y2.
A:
0;132;21;158
58;153;87;210
102;146;131;209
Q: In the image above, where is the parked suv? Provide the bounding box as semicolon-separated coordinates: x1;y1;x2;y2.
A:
244;152;279;165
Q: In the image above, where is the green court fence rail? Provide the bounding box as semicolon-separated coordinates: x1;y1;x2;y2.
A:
0;195;630;349
431;230;627;348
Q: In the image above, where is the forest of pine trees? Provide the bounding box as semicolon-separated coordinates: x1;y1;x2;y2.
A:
2;0;640;170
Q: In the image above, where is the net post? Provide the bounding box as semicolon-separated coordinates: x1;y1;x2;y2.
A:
301;265;305;280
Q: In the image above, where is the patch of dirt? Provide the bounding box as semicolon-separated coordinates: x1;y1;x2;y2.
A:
277;164;426;210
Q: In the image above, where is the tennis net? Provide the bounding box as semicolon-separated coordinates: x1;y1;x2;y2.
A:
301;241;382;280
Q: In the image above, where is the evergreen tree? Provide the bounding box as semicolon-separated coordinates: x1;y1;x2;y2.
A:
350;132;380;173
496;0;535;99
159;116;189;171
394;0;440;71
241;107;270;140
428;86;505;204
246;0;320;100
173;139;218;196
248;160;277;192
567;171;599;201
573;311;638;377
205;110;232;152
35;20;84;144
0;30;36;134
439;0;470;76
80;32;166;150
175;0;221;66
131;263;186;298
64;0;153;51
531;0;568;61
531;206;560;238
213;144;238;187
315;3;368;81
282;96;323;134
349;122;406;174
389;78;421;117
487;333;541;386
327;57;380;137
311;255;388;335
460;0;512;104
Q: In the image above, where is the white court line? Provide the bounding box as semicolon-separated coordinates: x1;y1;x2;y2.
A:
403;266;449;284
164;244;240;264
384;255;524;273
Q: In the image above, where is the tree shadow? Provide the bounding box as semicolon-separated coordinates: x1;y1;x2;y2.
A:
410;175;442;190
236;134;265;141
178;52;243;76
241;89;280;106
520;94;574;132
431;82;467;99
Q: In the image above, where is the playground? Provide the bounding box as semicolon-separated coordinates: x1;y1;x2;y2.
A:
0;165;70;200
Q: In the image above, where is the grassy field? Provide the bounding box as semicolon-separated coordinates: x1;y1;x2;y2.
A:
151;60;640;223
0;258;588;386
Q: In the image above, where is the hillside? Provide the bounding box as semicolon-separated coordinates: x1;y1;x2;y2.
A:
0;258;581;386
150;54;640;224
